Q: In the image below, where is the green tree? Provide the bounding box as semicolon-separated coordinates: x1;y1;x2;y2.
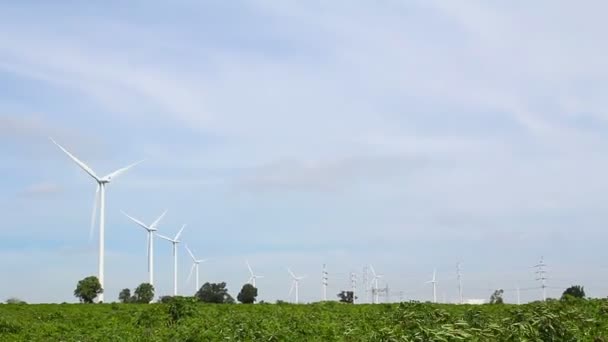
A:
133;283;155;304
195;282;233;303
562;285;585;300
5;297;26;304
489;289;504;304
337;291;355;304
237;284;258;304
118;289;131;303
74;276;103;303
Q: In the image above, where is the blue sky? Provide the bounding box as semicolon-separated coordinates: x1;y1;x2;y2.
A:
2;0;608;303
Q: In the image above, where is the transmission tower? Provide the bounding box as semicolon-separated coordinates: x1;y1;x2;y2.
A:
534;257;548;301
350;272;357;304
322;264;328;301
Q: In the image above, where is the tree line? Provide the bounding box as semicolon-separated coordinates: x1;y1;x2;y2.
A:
72;275;258;304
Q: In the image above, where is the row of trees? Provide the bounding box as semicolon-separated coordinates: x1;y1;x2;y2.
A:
489;285;586;304
73;276;259;304
69;276;590;305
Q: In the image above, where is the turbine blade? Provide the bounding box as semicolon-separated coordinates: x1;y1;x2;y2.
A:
287;267;296;279
370;265;377;277
50;138;100;181
89;184;100;242
103;160;144;180
156;234;174;242
150;210;168;229
246;260;254;276
174;224;186;241
185;245;196;261
256;275;265;279
186;264;195;283
121;211;151;231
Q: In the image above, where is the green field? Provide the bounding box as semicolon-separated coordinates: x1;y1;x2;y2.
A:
1;299;608;341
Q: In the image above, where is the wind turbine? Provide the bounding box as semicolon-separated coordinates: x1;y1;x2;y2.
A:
157;225;186;296
246;260;264;288
369;265;383;304
51;138;142;302
288;268;306;304
121;210;167;287
185;245;207;292
426;269;438;303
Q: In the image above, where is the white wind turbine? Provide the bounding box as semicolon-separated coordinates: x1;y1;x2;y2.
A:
246;260;264;288
288;268;306;304
426;269;438;303
369;265;383;304
51;138;142;302
121;210;167;287
185;245;207;292
157;225;186;296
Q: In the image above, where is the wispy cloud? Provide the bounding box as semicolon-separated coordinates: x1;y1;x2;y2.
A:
20;182;61;197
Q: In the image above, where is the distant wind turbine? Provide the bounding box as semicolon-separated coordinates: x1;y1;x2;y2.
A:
369;265;383;304
185;245;207;292
121;210;167;287
157;225;186;296
246;260;263;288
426;269;438;303
288;268;306;304
51;138;142;302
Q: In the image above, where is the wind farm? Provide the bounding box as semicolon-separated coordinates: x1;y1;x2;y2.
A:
2;0;608;339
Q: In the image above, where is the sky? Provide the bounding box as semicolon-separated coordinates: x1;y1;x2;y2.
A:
1;0;608;304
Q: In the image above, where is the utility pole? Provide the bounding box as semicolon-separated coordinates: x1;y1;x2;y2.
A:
322;264;328;301
456;262;463;304
534;257;548;301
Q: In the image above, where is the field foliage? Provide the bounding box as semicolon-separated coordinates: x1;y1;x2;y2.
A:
2;299;608;341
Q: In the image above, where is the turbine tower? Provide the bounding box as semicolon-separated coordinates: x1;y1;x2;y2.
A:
121;210;167;286
369;265;383;304
426;269;438;303
157;225;186;296
322;264;328;301
51;138;142;302
246;260;264;288
185;245;207;292
456;262;463;304
288;268;305;304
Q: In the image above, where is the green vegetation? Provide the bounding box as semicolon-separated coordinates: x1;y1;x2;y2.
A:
563;285;586;300
2;300;608;341
237;284;258;304
489;289;504;304
73;276;103;303
195;282;234;304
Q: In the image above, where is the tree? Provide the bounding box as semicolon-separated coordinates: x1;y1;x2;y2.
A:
119;289;131;303
133;283;155;304
337;291;355;304
5;297;26;304
74;276;103;303
195;282;233;303
562;285;585;300
489;289;504;304
237;284;258;304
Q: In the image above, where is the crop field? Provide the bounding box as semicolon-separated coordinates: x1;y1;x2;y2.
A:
1;299;608;341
